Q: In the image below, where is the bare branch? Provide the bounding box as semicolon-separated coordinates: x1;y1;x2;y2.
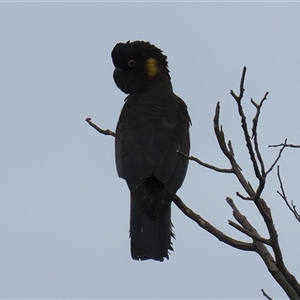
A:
265;139;287;175
177;151;233;173
269;142;300;148
227;140;236;157
251;92;269;177
173;195;255;251
228;69;300;296
86;118;115;137
214;102;255;197
230;66;246;101
228;71;291;289
236;191;253;201
277;165;300;222
251;93;268;137
261;289;273;300
213;102;234;160
228;220;271;245
226;197;271;245
230;67;265;191
259;191;300;296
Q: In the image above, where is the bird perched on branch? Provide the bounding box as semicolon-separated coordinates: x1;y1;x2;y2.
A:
112;41;190;261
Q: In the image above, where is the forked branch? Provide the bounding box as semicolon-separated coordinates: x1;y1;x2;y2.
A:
86;67;300;298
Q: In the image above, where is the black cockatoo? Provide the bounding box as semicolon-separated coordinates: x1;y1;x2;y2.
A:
112;41;190;261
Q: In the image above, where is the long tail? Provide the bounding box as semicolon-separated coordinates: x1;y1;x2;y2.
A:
129;193;174;261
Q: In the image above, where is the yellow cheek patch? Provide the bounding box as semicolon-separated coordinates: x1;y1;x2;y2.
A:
146;58;159;77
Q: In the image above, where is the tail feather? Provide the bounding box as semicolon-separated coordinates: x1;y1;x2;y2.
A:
130;193;173;261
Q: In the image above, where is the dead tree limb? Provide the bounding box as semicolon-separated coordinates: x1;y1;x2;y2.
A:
86;67;300;298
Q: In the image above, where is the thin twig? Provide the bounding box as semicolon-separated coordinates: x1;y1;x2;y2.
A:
277;165;300;222
213;102;233;160
269;143;300;148
236;191;253;201
177;151;233;173
266;140;287;175
251;93;268;178
261;289;273;300
86;118;115;137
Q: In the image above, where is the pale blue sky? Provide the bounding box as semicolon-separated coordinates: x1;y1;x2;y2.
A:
1;2;300;299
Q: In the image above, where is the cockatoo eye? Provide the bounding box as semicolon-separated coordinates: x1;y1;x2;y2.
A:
127;59;136;67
